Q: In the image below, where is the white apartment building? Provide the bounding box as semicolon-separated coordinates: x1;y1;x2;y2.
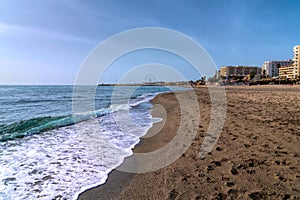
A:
293;45;300;78
220;66;261;78
262;60;293;78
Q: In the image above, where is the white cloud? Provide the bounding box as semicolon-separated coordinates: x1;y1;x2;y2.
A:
0;22;96;44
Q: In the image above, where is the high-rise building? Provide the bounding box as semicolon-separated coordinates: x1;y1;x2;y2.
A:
279;65;295;79
262;60;293;78
293;45;300;78
219;66;261;79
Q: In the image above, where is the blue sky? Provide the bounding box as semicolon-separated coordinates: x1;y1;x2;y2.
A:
0;0;299;84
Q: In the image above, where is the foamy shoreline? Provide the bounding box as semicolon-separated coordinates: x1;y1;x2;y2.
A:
76;90;169;199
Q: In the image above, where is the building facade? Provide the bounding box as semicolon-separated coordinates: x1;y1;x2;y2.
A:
262;60;293;78
293;45;300;78
278;45;300;79
219;66;261;79
279;65;295;79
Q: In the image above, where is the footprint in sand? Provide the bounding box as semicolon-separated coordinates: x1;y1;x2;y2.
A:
216;146;223;151
207;165;214;172
226;181;235;187
230;167;239;175
227;189;239;199
249;191;265;200
212;161;222;167
167;189;179;200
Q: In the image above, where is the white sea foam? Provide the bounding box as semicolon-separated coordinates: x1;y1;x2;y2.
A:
0;92;158;200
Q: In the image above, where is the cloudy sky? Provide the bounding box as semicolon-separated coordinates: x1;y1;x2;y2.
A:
0;0;299;84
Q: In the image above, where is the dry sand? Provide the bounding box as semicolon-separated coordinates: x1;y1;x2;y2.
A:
79;85;300;200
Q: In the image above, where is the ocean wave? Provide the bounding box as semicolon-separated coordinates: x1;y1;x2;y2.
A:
0;86;181;199
109;103;131;112
130;93;158;107
0;108;110;142
14;99;71;104
0;92;158;142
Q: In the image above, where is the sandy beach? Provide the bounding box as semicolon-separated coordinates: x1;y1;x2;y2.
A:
79;85;300;200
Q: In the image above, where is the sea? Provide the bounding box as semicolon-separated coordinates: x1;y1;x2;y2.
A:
0;85;186;200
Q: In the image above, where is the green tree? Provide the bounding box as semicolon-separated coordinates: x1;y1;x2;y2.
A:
276;63;281;84
250;71;256;80
262;69;266;78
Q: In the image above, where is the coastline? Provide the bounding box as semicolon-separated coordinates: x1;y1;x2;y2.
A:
79;85;300;199
78;90;185;200
77;90;180;200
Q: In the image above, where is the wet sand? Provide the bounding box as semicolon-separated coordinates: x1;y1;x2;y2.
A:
79;85;300;200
